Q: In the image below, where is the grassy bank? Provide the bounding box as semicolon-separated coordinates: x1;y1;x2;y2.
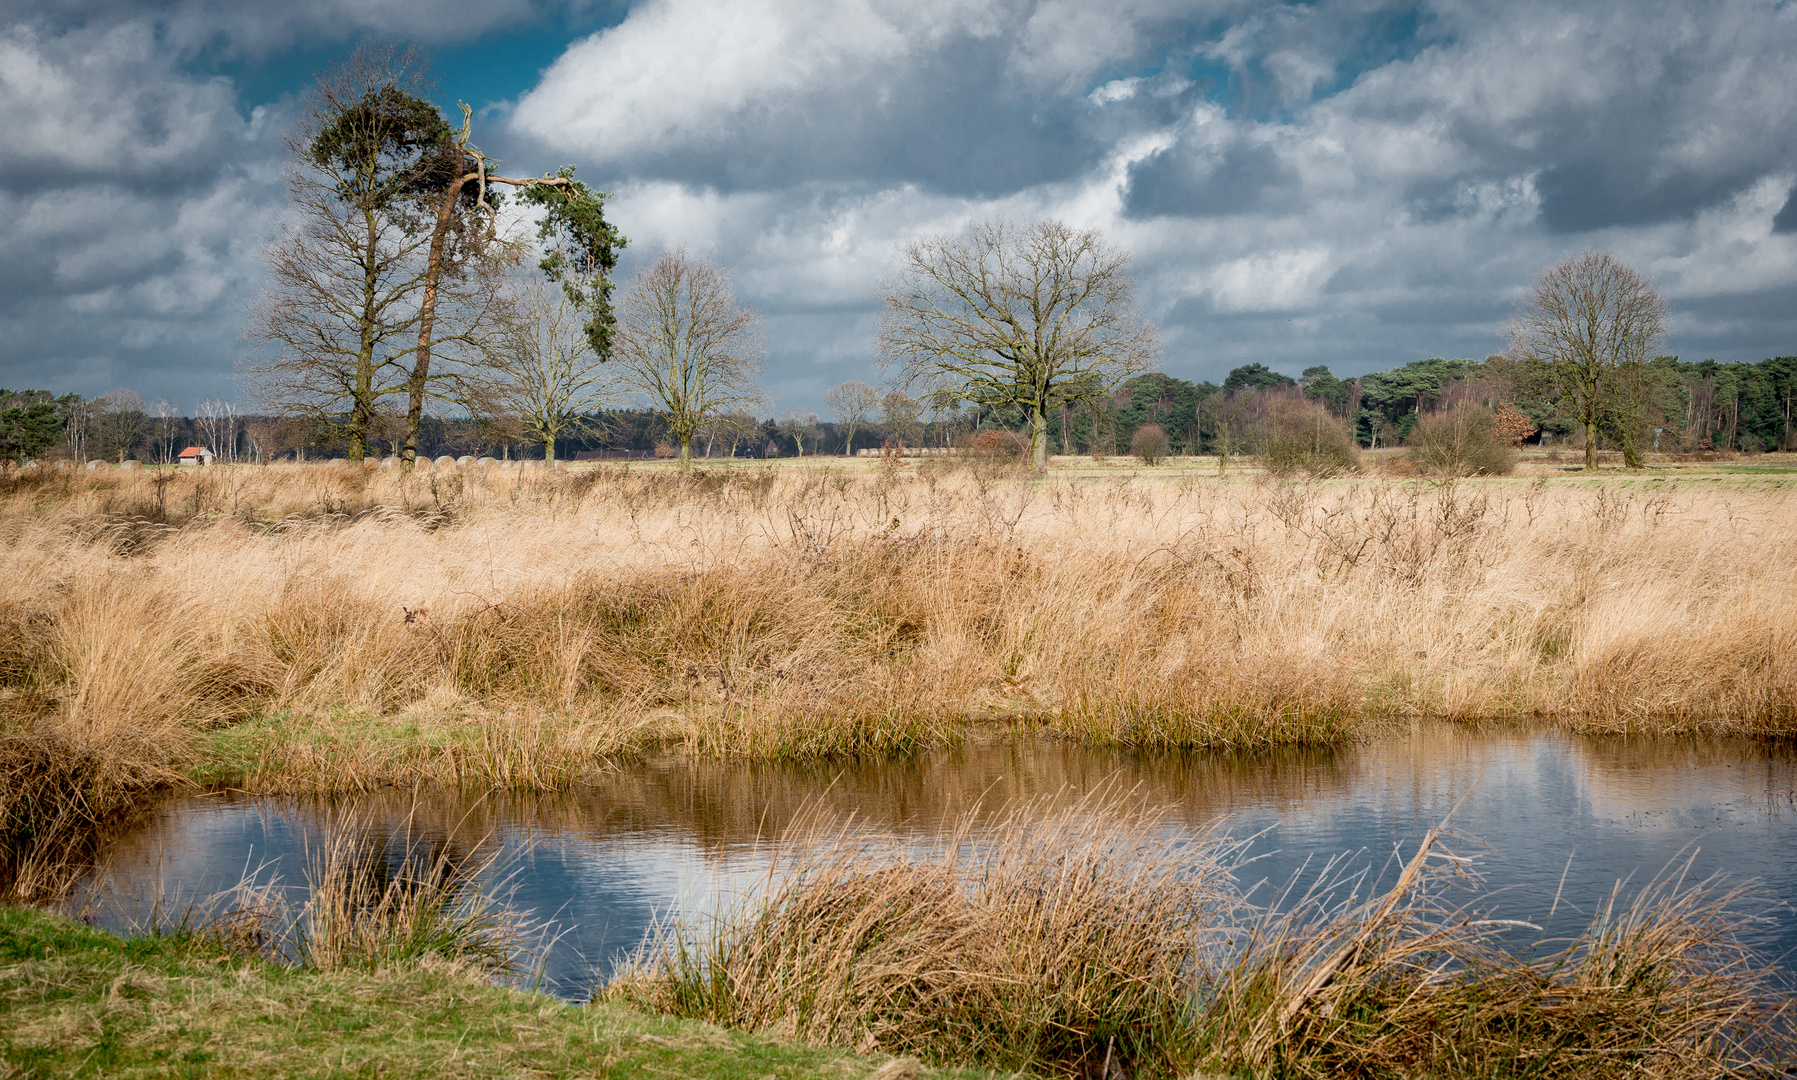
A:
0;905;965;1080
615;800;1796;1080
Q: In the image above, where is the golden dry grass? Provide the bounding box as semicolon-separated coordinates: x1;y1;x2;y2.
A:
613;796;1796;1079
0;458;1792;801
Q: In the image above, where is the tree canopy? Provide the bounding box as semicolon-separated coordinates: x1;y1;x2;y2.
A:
0;390;66;464
519;170;628;360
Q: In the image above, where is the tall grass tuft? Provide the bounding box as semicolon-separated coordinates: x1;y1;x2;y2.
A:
613;798;1795;1079
131;807;536;980
0;734;166;901
610;797;1242;1077
290;811;528;976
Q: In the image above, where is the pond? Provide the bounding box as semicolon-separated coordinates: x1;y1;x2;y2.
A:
74;723;1797;1000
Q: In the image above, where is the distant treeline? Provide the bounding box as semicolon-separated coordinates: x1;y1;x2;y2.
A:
6;353;1794;464
978;354;1796;458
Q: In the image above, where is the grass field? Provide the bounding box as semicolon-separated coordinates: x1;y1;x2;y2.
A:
4;455;1794;775
5;452;1793;787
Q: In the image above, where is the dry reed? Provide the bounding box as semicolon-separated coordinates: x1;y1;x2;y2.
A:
284;809;529;976
0;733;165;902
131;805;533;979
0;460;1792;800
611;797;1795;1079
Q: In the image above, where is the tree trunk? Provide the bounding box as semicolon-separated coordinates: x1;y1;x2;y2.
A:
679;433;693;468
1585;418;1598;469
1030;405;1049;472
403;170;469;471
348;207;381;465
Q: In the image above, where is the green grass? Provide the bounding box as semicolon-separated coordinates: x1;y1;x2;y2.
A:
0;906;984;1079
186;711;464;789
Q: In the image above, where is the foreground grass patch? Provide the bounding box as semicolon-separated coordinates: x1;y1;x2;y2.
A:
0;906;972;1080
615;799;1797;1080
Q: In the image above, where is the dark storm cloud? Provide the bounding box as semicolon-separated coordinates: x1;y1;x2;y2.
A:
1375;2;1797;235
0;23;246;192
1123;133;1301;219
5;0;547;55
1534;160;1772;234
576;32;1102;197
0;18;282;400
1775;188;1797;236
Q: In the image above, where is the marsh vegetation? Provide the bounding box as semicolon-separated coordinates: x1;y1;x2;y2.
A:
615;797;1795;1079
4;457;1791;774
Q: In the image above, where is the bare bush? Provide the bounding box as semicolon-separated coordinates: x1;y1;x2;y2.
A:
960;428;1028;461
1259;396;1359;476
1130;422;1169;465
1406;402;1519;476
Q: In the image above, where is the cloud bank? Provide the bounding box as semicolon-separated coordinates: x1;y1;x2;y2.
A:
510;0;1797;409
3;0;1795;414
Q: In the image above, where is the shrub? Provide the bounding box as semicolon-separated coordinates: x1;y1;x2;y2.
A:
1406;402;1519;476
959;429;1028;461
1130;423;1170;465
1259;398;1359;476
1495;402;1537;446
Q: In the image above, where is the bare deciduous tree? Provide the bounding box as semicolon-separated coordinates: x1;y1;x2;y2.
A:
151;397;182;464
824;380;878;455
779;408;819;456
876;218;1158;471
92;388;146;463
698;410;760;458
243;416;284;464
196;398;243;464
1505;250;1668;470
464;275;612;464
612;249;767;466
879;389;922;448
63;396;91;463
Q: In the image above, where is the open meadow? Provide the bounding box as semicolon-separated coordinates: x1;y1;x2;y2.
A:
4;453;1793;782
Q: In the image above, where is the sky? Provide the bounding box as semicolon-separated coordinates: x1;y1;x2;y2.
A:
3;0;1796;416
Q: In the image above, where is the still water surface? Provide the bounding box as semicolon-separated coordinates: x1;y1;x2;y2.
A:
79;724;1797;1000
